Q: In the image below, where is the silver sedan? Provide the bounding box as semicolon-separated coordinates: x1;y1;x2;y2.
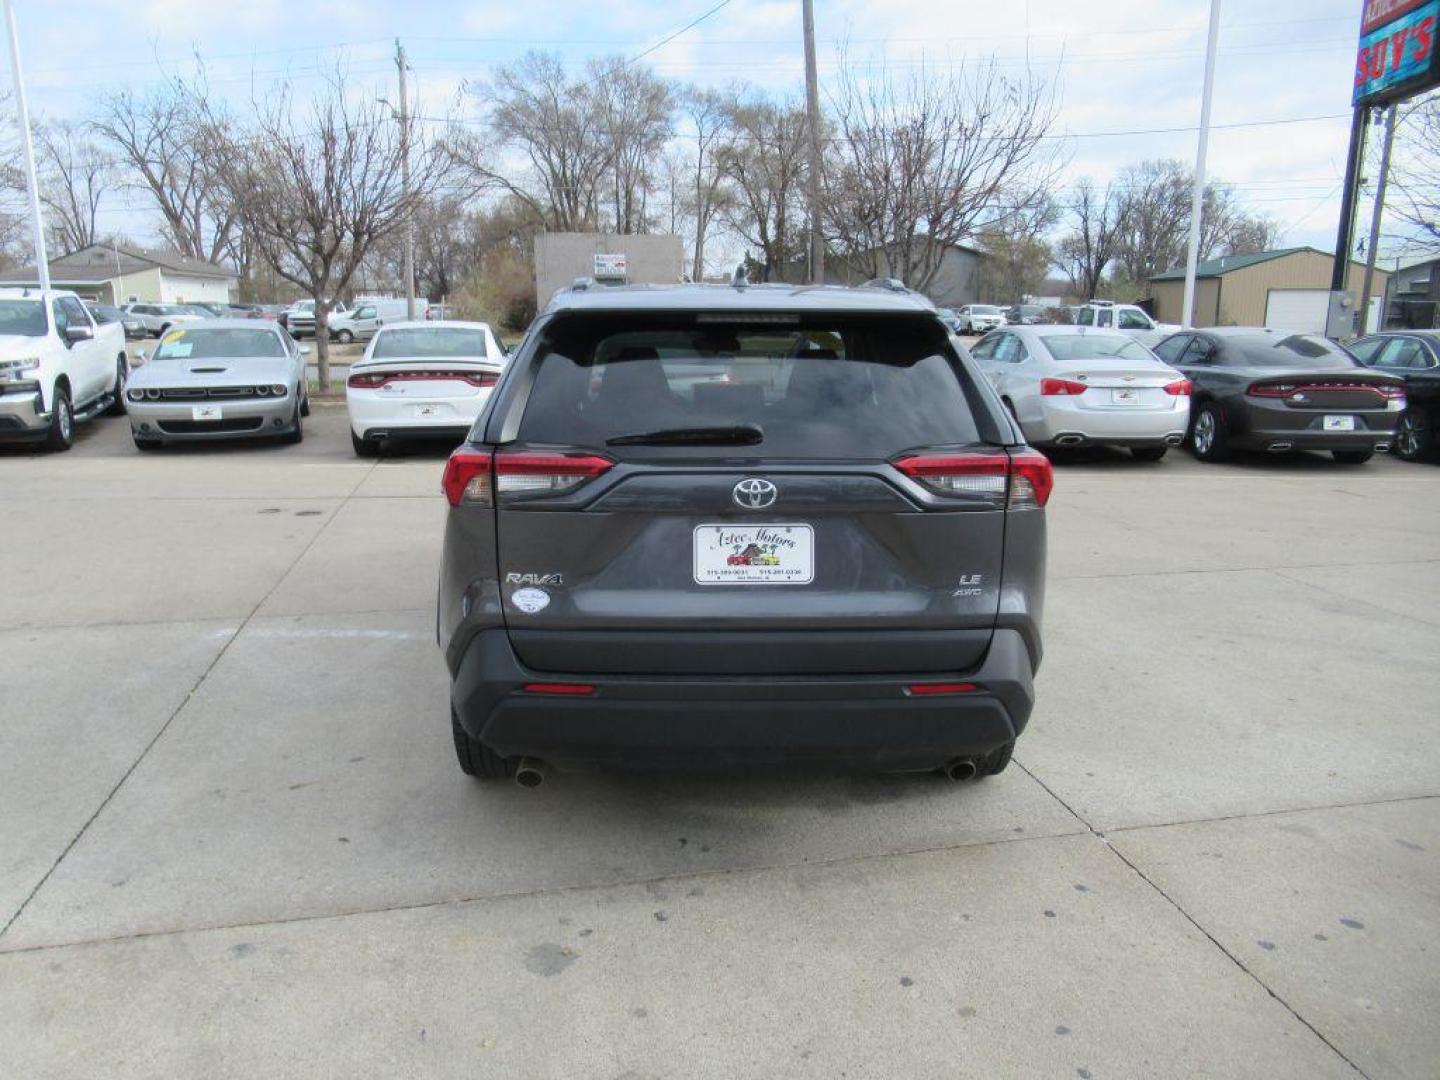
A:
124;320;310;449
968;325;1192;460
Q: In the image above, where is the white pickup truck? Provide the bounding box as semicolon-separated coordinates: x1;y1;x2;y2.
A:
1072;301;1180;345
0;287;130;451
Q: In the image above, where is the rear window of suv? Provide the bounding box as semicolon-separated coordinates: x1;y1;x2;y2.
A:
516;312;981;459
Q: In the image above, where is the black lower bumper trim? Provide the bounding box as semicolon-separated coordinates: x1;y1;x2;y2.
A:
450;627;1035;772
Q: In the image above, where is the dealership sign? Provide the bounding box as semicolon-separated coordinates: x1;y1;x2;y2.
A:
1354;0;1440;104
593;253;627;281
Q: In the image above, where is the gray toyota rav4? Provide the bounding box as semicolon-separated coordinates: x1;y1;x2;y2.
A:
437;281;1051;784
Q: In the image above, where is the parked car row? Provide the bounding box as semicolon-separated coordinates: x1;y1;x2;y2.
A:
968;322;1422;465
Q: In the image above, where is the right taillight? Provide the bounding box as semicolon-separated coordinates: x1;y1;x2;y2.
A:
892;449;1053;509
1040;377;1088;396
493;450;614;499
1163;379;1192;396
1008;448;1054;509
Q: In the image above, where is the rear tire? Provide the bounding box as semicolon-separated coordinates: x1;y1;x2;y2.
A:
451;709;516;779
43;386;74;452
1332;449;1374;465
1189;402;1229;462
105;358;128;416
1130;445;1167;462
300;389;310;417
351;430;379;457
980;740;1014;778
336;330;354;344
1394;409;1432;462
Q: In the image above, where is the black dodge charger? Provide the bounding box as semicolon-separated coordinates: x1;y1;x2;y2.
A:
1152;328;1406;464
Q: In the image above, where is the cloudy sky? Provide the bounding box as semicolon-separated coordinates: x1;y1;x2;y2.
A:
6;0;1409;265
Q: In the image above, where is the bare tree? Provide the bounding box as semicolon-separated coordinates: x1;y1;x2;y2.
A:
716;96;810;282
462;52;610;231
34;120;113;255
1111;159;1192;286
1057;178;1130;299
822;56;1061;292
93;81;237;262
681;87;736;280
1389;91;1440;248
594;60;674;234
203;73;457;387
976;192;1058;302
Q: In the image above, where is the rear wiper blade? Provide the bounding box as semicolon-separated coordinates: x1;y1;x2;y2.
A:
606;424;763;447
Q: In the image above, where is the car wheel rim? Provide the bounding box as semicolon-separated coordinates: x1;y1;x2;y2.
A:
1194;412;1214;453
59;400;72;439
1397;415;1417;457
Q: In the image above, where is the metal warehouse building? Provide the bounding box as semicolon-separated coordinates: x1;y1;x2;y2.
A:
1148;247;1388;334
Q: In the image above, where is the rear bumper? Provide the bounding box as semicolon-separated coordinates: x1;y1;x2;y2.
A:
348;386;489;440
1227;400;1401;451
450;627;1035;772
1031;396;1189;447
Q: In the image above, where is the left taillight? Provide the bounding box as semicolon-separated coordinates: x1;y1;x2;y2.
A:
892;449;1053;509
441;449;493;507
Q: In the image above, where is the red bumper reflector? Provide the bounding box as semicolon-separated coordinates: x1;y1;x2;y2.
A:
905;682;979;696
521;683;596;696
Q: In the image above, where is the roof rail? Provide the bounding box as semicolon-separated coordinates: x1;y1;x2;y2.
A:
860;277;908;293
570;276;594;292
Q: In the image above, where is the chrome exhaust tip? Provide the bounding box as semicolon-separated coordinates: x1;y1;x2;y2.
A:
1268;442;1293;452
1375;442;1391;453
1053;434;1085;447
515;757;550;788
944;758;979;782
1164;434;1184;446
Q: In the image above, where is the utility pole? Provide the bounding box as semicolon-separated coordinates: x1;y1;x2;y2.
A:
1180;0;1220;329
396;39;415;320
1359;104;1396;336
4;0;49;291
1330;107;1371;296
801;0;824;284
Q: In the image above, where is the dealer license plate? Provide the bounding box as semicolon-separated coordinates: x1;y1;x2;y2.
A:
1323;415;1356;432
1111;388;1141;405
693;524;814;585
191;404;223;421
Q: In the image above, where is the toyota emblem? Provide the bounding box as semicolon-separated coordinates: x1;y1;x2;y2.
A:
733;478;778;509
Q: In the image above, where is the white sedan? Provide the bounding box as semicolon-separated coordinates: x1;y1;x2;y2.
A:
969;326;1191;460
345;321;505;456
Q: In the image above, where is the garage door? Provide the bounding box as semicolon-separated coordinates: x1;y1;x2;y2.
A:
1265;289;1329;334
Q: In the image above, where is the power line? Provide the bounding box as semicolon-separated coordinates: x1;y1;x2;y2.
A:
629;0;735;65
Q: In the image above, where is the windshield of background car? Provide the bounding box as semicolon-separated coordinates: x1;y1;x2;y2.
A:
517;313;981;460
1228;335;1359;368
0;299;47;336
973;306;1001;316
152;328;287;360
1038;333;1156;364
371;328;488;359
157;305;187;315
89;305;122;323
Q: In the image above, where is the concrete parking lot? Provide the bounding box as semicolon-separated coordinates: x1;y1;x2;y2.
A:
2;405;1438;1079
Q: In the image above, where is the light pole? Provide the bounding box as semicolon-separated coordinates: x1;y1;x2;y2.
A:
396;39;415;320
802;0;824;284
4;0;49;291
1180;0;1221;329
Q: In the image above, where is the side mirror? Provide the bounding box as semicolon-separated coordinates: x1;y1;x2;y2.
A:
299;344;313;356
64;323;95;344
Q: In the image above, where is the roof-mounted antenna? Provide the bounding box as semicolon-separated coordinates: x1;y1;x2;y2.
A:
732;262;749;290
